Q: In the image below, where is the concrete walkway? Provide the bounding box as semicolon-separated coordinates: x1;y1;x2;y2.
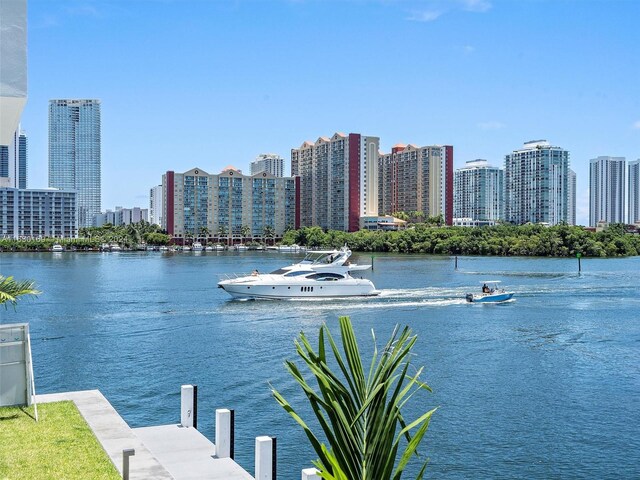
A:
36;390;255;479
134;424;254;480
37;390;172;479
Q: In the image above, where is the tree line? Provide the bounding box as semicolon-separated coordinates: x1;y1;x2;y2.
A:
3;221;639;257
0;222;171;251
282;223;640;257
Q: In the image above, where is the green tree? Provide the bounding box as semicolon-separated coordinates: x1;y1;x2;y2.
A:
0;276;40;308
217;225;229;245
272;316;435;480
200;227;210;245
392;211;410;222
263;225;275;245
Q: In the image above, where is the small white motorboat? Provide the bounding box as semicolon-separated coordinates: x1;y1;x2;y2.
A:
218;245;378;299
192;242;204;251
51;243;64;252
466;281;514;303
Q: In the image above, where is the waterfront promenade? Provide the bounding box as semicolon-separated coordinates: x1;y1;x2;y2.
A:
36;390;257;479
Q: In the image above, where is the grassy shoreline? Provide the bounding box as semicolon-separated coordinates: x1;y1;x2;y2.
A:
0;402;119;480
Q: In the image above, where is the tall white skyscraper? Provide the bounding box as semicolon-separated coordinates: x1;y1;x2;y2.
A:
504;140;570;225
49;99;102;228
1;0;27;189
149;185;164;226
0;0;27;147
628;160;640;224
454;160;503;222
250;153;284;177
589;156;626;226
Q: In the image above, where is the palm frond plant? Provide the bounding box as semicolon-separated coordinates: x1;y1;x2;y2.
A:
0;275;40;308
272;316;436;480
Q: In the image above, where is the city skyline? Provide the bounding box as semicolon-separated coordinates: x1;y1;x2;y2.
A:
19;0;640;226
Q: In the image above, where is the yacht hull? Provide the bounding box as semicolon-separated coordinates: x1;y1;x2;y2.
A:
218;278;378;299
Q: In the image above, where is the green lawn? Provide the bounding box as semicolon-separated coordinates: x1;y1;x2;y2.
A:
0;401;120;480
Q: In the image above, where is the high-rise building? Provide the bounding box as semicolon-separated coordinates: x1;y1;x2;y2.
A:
627;160;639;224
49;99;102;228
0;187;77;239
568;168;576;225
504;140;570;225
378;144;454;225
0;0;27;147
149;185;164;226
94;206;148;227
162;167;297;241
589;156;626;226
0;128;27;189
250;154;284;177
291;133;379;232
454;159;503;222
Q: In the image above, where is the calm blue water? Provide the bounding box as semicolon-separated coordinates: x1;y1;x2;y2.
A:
2;251;639;479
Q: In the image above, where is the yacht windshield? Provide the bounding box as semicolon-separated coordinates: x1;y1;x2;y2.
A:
284;270;315;277
302;251;345;265
269;268;289;274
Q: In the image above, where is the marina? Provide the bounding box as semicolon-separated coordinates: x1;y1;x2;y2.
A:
2;252;639;478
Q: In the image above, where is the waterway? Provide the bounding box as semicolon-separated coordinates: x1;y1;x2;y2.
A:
2;251;639;479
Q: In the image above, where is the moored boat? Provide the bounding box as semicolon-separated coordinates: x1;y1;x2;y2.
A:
277;244;306;252
51;243;64;252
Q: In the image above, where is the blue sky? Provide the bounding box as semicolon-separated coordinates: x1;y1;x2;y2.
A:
22;0;640;225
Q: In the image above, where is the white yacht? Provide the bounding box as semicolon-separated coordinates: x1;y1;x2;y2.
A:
277;244;306;252
192;242;204;251
51;243;64;252
218;246;378;299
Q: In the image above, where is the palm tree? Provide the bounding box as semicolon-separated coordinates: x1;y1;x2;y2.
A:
217;225;228;246
272;316;436;480
241;225;251;242
263;225;275;245
0;276;40;308
200;226;210;245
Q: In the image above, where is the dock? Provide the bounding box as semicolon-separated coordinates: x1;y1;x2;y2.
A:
36;390;257;479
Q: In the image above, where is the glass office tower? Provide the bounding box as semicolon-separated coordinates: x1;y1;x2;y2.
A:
49;99;101;227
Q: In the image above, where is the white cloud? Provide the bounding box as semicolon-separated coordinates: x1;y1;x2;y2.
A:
463;45;476;54
632;120;640;130
461;0;492;13
477;121;505;130
407;9;444;22
65;4;102;18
